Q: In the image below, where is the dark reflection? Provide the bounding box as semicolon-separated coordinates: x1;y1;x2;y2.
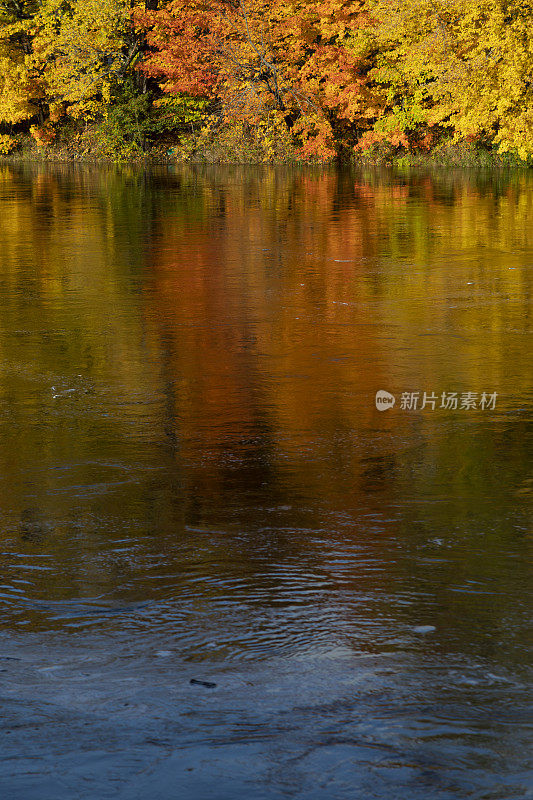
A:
19;508;46;543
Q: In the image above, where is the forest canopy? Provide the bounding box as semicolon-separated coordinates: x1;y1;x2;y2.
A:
0;0;532;161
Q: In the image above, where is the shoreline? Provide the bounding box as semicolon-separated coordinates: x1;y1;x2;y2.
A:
1;152;528;170
0;134;528;171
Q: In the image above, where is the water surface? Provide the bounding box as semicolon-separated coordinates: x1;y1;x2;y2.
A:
0;163;531;799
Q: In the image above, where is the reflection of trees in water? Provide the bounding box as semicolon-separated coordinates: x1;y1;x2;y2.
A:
0;163;530;542
0;164;529;651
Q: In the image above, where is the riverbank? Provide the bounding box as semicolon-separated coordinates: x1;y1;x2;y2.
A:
0;129;527;169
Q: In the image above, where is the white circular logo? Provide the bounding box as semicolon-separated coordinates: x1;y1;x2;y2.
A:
375;390;396;411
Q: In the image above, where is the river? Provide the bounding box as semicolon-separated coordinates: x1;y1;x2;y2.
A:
0;163;531;799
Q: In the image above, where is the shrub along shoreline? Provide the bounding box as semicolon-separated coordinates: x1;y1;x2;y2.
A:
0;130;526;170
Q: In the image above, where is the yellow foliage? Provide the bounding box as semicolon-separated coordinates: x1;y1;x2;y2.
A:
0;55;37;123
32;0;132;119
0;0;44;124
0;133;16;154
369;0;533;158
0;0;132;125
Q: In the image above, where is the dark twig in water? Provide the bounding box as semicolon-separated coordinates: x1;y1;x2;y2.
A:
190;679;217;689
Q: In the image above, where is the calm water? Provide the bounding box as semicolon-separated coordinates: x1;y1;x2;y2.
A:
0;163;531;799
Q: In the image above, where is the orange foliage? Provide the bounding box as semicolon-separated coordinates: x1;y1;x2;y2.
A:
29;124;56;146
136;0;376;160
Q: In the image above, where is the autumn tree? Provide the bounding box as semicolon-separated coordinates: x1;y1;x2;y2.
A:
0;0;151;141
0;0;45;125
31;0;141;122
363;0;533;158
2;0;533;160
137;0;377;159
